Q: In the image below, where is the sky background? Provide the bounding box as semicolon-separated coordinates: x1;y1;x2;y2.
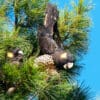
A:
51;0;100;99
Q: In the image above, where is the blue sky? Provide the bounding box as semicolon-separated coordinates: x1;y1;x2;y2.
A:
51;0;100;99
81;0;100;99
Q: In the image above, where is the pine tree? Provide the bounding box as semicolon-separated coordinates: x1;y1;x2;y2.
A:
0;0;93;100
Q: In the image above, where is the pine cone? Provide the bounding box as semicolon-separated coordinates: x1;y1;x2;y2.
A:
34;54;59;75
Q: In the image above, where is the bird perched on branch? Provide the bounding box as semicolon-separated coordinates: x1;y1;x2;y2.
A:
6;48;23;65
51;49;74;69
35;50;74;71
37;3;74;71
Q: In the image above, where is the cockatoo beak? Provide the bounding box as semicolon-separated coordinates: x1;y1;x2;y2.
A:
63;62;74;69
67;62;74;69
18;50;23;55
7;87;16;95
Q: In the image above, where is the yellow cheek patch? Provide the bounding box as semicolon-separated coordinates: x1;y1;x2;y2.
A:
7;52;14;58
60;53;67;59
